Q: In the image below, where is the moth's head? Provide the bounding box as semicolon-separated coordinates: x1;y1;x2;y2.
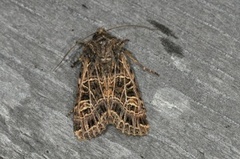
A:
96;28;107;34
91;28;117;63
92;28;107;39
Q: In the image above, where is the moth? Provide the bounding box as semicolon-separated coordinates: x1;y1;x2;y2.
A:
55;26;159;140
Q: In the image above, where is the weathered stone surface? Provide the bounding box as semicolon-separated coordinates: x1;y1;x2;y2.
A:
1;0;240;159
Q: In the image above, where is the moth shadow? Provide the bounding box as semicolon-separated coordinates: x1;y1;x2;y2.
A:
160;38;184;58
147;19;184;58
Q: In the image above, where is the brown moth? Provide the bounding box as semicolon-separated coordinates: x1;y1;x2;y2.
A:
66;27;158;140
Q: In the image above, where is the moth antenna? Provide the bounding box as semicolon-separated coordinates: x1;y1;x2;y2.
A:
51;32;95;72
52;24;156;72
106;24;157;32
51;42;78;72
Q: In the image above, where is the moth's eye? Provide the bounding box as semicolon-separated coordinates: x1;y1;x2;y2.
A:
97;28;105;34
99;40;107;45
100;57;112;63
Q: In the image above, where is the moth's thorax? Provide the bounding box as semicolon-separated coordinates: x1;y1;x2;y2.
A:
97;39;114;63
89;30;120;64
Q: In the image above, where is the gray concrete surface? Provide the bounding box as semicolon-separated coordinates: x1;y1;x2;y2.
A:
1;0;240;159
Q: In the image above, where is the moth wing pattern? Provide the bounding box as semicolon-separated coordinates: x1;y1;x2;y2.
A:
73;55;108;140
73;28;151;140
73;53;149;140
109;52;149;136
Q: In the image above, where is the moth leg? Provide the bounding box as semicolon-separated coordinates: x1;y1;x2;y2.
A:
71;51;85;68
71;39;89;68
119;39;129;46
67;108;74;117
71;59;81;68
76;40;85;46
51;40;85;71
123;50;159;76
